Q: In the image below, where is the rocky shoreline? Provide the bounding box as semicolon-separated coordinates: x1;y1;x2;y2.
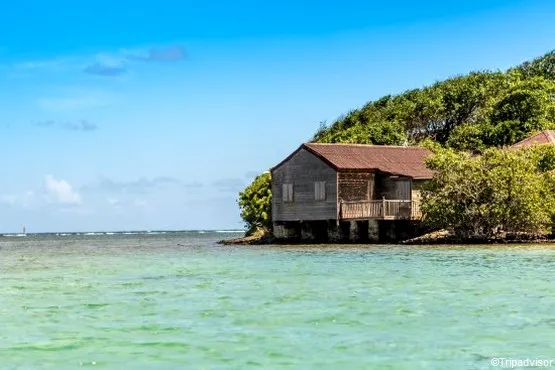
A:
219;229;555;246
217;228;276;245
401;230;555;245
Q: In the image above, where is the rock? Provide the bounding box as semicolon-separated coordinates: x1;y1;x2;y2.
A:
402;229;554;245
218;229;275;245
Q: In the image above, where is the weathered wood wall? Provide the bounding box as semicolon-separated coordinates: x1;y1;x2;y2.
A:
337;172;374;202
272;148;337;221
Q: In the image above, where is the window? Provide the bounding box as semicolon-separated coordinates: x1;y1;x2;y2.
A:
282;183;294;202
315;181;326;201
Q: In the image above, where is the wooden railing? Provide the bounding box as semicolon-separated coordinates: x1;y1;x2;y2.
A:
339;199;422;220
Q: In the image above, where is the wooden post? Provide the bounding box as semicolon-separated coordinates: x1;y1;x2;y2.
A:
382;196;386;218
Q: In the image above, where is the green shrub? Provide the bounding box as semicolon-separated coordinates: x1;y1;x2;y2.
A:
238;172;272;235
422;146;555;238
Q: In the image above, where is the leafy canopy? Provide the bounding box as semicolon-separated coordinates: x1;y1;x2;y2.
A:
237;172;272;235
421;145;555;239
315;50;555;149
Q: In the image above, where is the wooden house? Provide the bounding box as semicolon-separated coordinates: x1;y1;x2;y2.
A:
270;143;434;242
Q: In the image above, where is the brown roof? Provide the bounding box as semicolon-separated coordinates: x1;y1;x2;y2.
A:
273;143;434;179
510;130;555;149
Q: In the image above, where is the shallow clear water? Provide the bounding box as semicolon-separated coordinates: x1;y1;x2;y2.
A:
1;232;555;369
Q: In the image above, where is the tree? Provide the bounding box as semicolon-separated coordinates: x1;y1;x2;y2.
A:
315;120;406;145
421;146;555;239
312;71;511;146
446;123;491;152
424;72;508;143
513;50;555;80
237;172;272;235
486;77;555;146
446;77;555;149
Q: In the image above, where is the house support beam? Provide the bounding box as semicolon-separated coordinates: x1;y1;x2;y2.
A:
273;222;300;240
300;222;315;241
327;221;344;242
368;220;379;242
349;221;360;242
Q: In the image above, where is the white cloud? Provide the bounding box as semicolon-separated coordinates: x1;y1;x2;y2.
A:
14;59;69;70
37;94;111;112
57;207;95;215
0;191;36;208
0;194;17;205
107;197;120;206
45;175;82;205
134;199;148;209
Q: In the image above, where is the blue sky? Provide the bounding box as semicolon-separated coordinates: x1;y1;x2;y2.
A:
1;0;555;232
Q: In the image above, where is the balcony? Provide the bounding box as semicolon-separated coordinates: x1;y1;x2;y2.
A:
339;199;422;220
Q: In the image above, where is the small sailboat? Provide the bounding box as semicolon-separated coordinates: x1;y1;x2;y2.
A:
15;225;27;237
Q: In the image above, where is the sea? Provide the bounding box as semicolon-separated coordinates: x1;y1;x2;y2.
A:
1;231;554;369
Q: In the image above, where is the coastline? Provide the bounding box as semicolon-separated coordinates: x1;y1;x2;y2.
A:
219;229;555;246
218;228;275;245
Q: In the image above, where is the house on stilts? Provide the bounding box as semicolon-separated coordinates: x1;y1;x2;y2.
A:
270;143;434;243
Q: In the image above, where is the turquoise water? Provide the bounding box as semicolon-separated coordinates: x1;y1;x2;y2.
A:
1;232;555;369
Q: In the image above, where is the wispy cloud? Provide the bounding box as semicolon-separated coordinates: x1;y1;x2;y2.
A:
103;196;153;214
0;175;82;209
126;45;187;62
4;58;75;80
213;178;246;193
37;90;114;112
83;62;127;77
35;119;98;132
35;120;55;127
63;120;97;131
244;170;270;179
0;191;36;208
184;181;204;188
83;176;191;194
15;59;69;70
9;44;187;79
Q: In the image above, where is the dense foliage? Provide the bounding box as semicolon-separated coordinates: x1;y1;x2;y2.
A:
513;50;555;80
237;172;272;235
314;51;555;150
422;145;555;239
238;50;555;237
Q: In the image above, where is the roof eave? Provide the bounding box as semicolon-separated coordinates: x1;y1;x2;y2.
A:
270;143;339;173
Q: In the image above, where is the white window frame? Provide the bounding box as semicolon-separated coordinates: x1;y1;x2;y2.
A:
282;183;294;202
315;181;326;201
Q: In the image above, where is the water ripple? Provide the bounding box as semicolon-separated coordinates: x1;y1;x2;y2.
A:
1;234;555;368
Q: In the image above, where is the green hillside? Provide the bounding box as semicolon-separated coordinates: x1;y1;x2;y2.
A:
313;50;555;152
